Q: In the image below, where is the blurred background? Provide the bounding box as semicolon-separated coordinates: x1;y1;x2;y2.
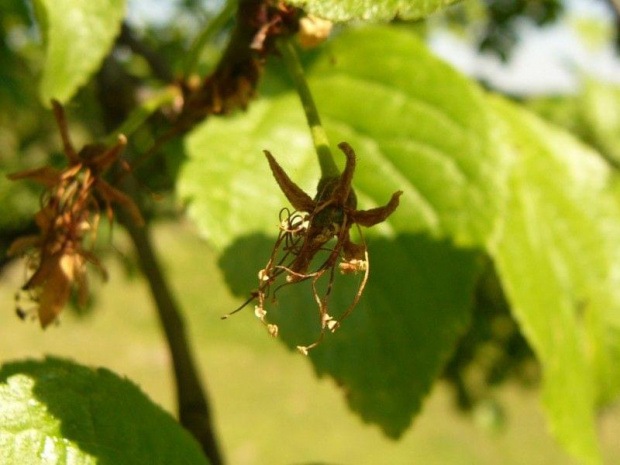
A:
1;0;620;463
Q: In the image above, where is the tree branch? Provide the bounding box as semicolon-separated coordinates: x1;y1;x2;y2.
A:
96;52;224;464
120;206;224;465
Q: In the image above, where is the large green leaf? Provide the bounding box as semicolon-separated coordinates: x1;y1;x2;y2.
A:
490;97;620;465
33;0;126;105
179;27;500;436
180;27;506;250
286;0;459;22
219;234;480;437
0;357;208;464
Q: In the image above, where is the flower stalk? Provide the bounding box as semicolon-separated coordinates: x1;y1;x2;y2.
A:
277;37;340;178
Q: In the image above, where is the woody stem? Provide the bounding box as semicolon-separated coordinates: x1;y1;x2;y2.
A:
121;209;224;465
277;38;340;178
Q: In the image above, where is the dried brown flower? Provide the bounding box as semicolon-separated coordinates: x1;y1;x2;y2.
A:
7;100;143;327
225;142;402;354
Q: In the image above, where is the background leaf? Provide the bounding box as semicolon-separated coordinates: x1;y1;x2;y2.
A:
179;27;503;437
0;357;208;464
286;0;459;22
33;0;126;105
489;97;620;465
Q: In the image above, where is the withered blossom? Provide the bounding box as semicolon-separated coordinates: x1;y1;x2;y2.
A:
228;142;402;354
7;100;143;328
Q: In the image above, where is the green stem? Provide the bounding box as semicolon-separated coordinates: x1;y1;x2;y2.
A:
183;0;238;78
277;38;340;178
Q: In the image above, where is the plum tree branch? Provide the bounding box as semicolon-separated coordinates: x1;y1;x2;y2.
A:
119;203;224;465
96;51;224;464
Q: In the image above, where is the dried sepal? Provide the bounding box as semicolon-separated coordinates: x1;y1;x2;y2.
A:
52;99;78;162
264;150;315;212
331;142;356;205
95;178;144;226
7;166;62;187
349;190;403;227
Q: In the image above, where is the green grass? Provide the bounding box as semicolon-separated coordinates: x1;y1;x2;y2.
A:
1;222;618;464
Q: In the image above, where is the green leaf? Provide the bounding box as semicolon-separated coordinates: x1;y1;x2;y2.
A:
490;97;620;465
580;79;620;166
33;0;126;105
286;0;459;22
179;27;498;436
0;357;208;464
219;233;480;437
180;27;506;250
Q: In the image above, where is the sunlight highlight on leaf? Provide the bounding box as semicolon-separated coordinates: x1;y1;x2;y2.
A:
33;0;126;105
490;97;620;465
286;0;459;22
0;357;208;464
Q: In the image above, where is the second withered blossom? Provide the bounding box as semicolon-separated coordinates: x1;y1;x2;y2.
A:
7;100;143;328
228;142;402;354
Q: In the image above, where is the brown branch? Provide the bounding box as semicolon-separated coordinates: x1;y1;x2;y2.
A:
96;4;301;459
120;205;224;465
177;0;299;128
96;51;224;463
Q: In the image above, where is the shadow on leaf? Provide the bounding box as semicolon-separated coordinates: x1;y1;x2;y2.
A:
0;356;207;464
219;232;482;438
